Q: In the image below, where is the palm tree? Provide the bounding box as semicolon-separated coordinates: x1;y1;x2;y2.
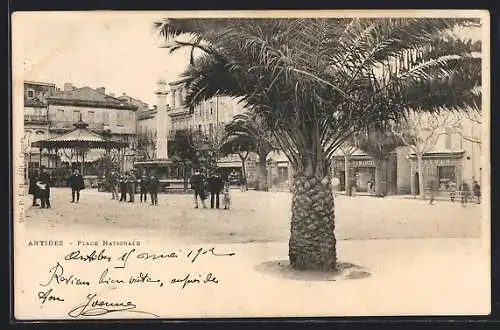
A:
354;128;404;197
156;17;481;271
224;113;275;191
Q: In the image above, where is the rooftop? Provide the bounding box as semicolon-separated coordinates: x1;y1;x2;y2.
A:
47;86;138;110
24;80;56;87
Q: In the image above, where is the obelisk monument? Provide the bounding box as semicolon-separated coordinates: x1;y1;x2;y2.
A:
155;79;170;159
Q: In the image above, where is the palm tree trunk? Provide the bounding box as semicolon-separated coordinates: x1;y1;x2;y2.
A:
256;150;269;191
344;155;351;196
374;159;388;197
417;153;425;199
256;159;268;191
289;171;337;271
239;152;248;191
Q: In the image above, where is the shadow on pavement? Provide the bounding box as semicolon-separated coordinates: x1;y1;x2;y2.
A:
254;260;371;282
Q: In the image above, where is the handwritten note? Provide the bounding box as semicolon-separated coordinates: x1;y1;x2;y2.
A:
33;246;236;318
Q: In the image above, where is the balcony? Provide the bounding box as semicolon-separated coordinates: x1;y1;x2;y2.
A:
49;121;105;132
137;109;157;120
24;115;49;124
169;106;190;116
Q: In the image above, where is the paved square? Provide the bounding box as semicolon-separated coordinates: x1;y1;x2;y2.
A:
23;188;481;243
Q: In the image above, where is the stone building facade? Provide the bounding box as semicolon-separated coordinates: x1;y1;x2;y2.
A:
330;111;482;196
24;81;141;182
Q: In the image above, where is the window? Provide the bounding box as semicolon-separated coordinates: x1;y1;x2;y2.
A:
73;110;80;122
278;167;289;183
438;166;456;189
209;123;213;137
171;91;176;108
88;111;95;123
198;124;202;132
56;109;65;121
116;112;123;126
103;112;110;125
177;89;183;106
444;128;452;149
27;90;34;98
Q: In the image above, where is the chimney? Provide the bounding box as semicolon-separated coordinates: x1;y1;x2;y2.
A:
96;87;105;94
64;83;74;92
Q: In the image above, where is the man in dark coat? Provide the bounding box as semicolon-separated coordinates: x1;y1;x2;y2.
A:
28;170;40;206
38;167;51;209
428;177;438;205
207;172;223;209
472;180;481;204
108;170;119;200
189;169;206;209
148;174;160;206
459;180;470;207
68;169;85;203
119;174;127;202
140;174;150;203
126;171;136;203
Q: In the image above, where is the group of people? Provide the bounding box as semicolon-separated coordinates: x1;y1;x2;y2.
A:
28;167;52;208
429;178;481;206
104;168;231;210
189;169;231;210
106;170;161;206
28;166;233;210
29;168;85;208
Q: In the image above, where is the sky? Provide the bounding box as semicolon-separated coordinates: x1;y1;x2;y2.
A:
14;12;484;107
15;12;192;106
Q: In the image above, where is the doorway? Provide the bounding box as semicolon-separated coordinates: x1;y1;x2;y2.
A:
414;172;420;195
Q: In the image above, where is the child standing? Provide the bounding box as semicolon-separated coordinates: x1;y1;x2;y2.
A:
223;182;231;210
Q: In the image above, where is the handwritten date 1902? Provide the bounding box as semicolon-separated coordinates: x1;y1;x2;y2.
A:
187;247;235;263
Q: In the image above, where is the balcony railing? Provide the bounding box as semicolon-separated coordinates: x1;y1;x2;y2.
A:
24;115;49;123
137;110;157;120
49;120;105;131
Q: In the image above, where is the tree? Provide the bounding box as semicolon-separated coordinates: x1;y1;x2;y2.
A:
224;113;275;191
157;17;481;271
452;110;482;144
354;128;403;197
392;112;455;198
94;151;120;177
169;129;198;161
219;134;256;189
186;126;224;172
136;129;157;160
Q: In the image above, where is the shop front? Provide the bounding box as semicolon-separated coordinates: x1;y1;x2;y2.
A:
332;156;376;192
408;151;465;196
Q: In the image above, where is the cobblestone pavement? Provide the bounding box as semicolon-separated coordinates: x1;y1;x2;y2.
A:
22;188;481;244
